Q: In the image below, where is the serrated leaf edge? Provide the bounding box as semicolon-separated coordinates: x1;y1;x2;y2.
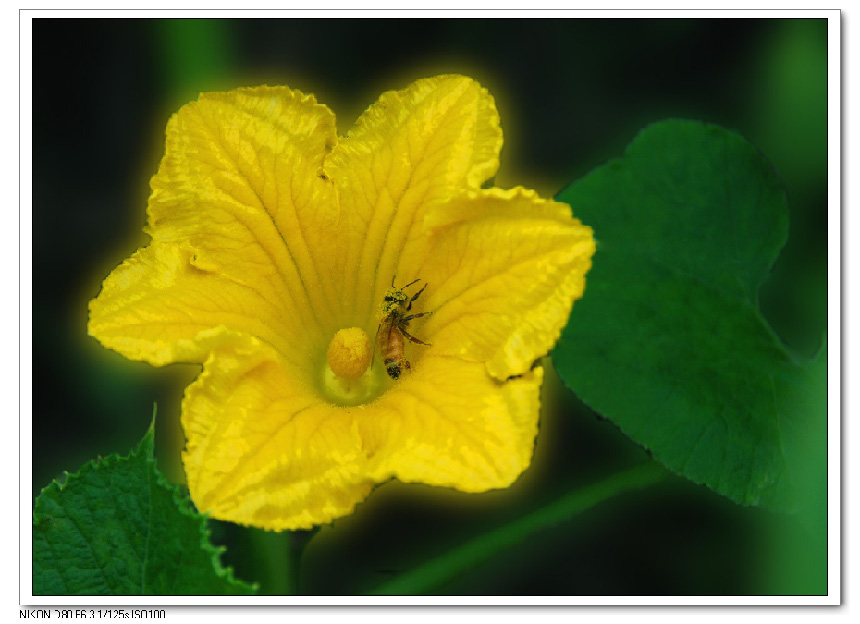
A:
33;422;258;595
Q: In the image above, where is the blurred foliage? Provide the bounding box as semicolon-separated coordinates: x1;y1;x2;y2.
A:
368;461;670;595
32;17;829;595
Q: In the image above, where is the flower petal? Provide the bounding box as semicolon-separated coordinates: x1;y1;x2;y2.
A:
360;355;543;491
89;86;342;365
89;242;309;366
419;188;596;380
182;332;373;530
325;75;503;323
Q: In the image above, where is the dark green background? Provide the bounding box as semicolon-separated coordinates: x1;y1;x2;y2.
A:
32;17;828;595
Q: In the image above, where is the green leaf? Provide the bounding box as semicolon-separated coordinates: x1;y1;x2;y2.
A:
553;120;825;512
33;421;257;595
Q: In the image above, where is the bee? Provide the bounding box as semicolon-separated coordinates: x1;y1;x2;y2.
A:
374;277;431;380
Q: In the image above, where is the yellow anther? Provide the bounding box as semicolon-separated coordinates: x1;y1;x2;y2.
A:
326;327;372;380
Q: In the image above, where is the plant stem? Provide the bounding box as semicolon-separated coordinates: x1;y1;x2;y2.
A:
368;460;670;595
285;529;318;595
247;529;289;595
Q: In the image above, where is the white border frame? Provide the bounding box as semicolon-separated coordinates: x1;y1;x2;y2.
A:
17;7;842;609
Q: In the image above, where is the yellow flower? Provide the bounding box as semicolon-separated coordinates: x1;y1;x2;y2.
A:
88;75;595;530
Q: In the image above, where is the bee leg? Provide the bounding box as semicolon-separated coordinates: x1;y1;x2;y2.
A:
401;311;432;323
400;327;431;346
406;283;427;311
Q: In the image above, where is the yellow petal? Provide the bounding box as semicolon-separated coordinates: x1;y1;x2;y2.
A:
360;354;542;491
325;75;503;323
90;86;342;366
88;241;310;366
182;332;373;530
419;187;596;380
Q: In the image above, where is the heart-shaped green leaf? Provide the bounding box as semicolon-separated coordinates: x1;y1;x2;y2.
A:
553;120;825;512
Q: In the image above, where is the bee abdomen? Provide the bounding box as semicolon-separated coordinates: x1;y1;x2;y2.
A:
385;360;402;379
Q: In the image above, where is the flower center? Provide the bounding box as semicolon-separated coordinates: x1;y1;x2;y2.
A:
327;327;372;379
323;327;381;406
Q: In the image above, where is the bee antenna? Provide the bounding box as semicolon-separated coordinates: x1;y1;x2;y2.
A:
391;275;396;287
402;278;421;289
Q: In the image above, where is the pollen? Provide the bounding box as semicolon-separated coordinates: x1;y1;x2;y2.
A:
326;327;372;380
